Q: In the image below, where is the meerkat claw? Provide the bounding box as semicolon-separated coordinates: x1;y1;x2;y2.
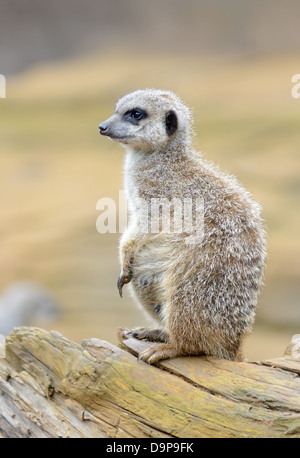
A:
117;271;132;297
117;326;131;342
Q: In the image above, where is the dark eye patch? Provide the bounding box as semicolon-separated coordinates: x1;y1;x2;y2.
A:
124;108;147;125
165;110;178;136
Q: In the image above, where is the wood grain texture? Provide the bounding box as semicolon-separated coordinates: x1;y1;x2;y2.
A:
0;327;299;438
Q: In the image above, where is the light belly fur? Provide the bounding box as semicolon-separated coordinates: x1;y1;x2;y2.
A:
129;238;170;322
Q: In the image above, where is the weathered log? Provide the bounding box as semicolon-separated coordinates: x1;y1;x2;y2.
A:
0;327;299;438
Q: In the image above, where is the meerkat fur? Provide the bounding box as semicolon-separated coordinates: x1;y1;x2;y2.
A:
99;88;266;364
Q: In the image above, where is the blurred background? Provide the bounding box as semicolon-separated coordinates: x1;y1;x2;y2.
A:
0;0;299;360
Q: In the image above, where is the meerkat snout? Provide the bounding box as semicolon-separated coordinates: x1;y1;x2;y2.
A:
99;122;109;135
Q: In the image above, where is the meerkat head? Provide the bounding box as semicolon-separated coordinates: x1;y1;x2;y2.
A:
99;89;192;153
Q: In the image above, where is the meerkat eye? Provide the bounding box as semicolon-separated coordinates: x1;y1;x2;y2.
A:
124;108;147;124
131;109;145;120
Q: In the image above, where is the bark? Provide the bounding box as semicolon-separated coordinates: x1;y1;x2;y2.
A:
0;327;299;438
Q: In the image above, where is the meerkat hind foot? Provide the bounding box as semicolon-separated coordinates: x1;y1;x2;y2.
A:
117;326;169;344
138;343;179;364
127;327;169;343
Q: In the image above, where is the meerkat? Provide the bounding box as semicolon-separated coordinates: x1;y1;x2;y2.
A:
99;88;266;364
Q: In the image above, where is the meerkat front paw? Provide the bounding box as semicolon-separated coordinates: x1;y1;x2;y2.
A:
117;267;132;297
138;343;179;364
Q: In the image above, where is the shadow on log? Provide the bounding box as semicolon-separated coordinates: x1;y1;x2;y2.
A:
0;327;300;438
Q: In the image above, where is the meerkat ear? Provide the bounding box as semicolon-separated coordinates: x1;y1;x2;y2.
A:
165;110;178;136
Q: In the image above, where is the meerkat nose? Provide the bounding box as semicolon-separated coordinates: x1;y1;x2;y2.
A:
99;122;109;135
